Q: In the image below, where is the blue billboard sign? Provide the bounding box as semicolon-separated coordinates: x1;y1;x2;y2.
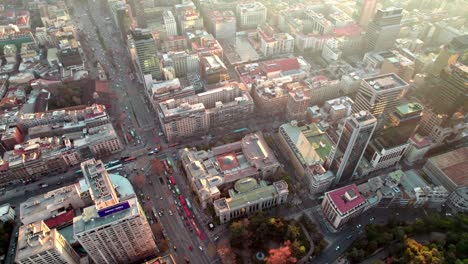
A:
98;201;130;217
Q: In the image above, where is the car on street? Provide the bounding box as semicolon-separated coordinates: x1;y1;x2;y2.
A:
335;245;340;251
369;217;375;221
214;236;219;242
346;234;352;240
199;246;203;251
356;224;362;229
189;245;193;251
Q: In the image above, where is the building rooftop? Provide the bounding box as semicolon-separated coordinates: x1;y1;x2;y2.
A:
327;184;366;215
428;147;468;187
400;169;429;191
363;73;408;91
73;197;140;235
16;221;60;261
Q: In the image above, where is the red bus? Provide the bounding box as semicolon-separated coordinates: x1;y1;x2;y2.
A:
191;219;202;237
123;157;137;163
179;195;186;205
183;205;191;218
169;175;176;185
168;143;180;148
126;133;132;142
162;160;171;173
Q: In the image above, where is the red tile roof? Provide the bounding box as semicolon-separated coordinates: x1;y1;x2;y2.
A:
44;210;75;229
95;80;110;93
333;24;362;37
328;184;366;214
260;58;300;73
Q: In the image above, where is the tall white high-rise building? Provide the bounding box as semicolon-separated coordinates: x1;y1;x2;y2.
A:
352;73;408;130
163;10;178;37
73;159;158;264
236;2;267;29
328;111;377;183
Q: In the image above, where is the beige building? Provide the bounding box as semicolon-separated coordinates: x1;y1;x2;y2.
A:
214;178;288;223
180;132;280;208
158;82;254;142
74;159;158;264
236;2;267;29
15;221;81;264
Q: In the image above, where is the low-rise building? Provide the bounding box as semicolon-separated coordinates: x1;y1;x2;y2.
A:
0;203;15;222
448;187;468;213
214;178;288;223
321;184;368;229
423;147;468;192
180;132;280;208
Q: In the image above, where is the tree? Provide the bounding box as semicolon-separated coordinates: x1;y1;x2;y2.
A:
133;174;146;190
217;242;236;264
286;223;301;241
229;220;248;248
290;240;306;258
266;240;297;264
159;239;169;252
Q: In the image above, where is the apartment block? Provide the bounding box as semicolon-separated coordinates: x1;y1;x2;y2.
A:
236;2;267;29
206;10;236;39
258;23;294;57
158;82;254;142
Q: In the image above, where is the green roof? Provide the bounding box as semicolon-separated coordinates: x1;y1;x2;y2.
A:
228;181;277;209
396;103;423;116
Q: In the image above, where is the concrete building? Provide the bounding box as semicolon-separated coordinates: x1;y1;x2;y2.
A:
448;187;468;213
20;183;87;226
190;34;223;58
321;184;367;229
206;10;236;39
163;10;178;37
258;23;294;57
158;82;254;142
214;178;288;223
180;132;280;208
0;203;15;222
161;51;199;78
423;147;468;192
352;73;409;130
15;221;80;264
174;1;203;35
359;103;423;176
278;122;334;177
144;77;195;109
404;134;432;164
131;28;161;80
200;55;229;84
74;159;158;264
363;50;415;82
328;111;377;183
236;2;267;30
365;8;403;52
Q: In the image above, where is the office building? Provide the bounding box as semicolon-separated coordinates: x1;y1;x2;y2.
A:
278;122;334;178
74;159;158;264
431;62;468;117
354;0;378;28
422;147;468;192
365;8;403;52
258;23;294;57
180;132;280;208
132;28;161;80
214;178;288;223
352;73;409;130
431;35;468;76
144;77;196;109
359;103;423;176
363;50;415;82
15;221;81;264
161;51;199;77
328;111;377;183
163;10;178;36
236;2;267;30
321;184;367;228
158;82;254;142
206;10;236;39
